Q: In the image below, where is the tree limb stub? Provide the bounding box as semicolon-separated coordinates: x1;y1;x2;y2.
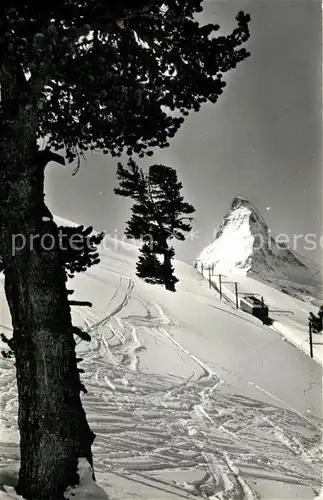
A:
68;300;92;308
72;327;91;342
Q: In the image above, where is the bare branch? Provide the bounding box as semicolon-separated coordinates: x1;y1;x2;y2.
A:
68;300;93;307
72;326;91;342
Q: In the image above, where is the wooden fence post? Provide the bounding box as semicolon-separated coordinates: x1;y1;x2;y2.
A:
219;274;222;300
208;268;211;288
211;263;214;275
201;263;204;275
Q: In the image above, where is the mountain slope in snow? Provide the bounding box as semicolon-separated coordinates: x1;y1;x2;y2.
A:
197;196;322;303
0;216;322;500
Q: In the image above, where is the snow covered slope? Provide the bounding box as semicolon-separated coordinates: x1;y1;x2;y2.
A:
0;219;322;500
198;265;323;364
197;196;322;303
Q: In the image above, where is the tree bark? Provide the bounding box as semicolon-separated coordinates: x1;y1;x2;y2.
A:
163;250;176;292
0;103;95;499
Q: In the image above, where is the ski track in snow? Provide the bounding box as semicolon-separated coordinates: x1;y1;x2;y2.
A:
1;272;322;500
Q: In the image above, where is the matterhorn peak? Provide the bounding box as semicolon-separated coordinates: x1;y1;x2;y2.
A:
197;196;309;282
230;195;252;209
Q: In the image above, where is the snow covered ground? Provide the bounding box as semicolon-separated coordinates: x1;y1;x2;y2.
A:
198;267;323;365
0;229;322;499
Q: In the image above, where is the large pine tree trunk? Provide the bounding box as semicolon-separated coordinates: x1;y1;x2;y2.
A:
0;98;95;499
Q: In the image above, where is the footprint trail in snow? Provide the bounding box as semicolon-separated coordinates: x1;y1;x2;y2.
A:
0;256;322;500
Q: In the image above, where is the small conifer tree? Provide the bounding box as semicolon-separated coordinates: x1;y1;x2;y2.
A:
115;160;194;291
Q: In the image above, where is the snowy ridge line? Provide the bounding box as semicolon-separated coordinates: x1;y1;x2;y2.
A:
232;196;268;231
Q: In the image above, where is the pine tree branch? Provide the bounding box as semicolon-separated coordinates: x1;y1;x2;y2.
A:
36;148;65;169
90;2;184;28
115;13;186;25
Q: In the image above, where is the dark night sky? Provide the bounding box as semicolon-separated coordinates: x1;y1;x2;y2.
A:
45;0;322;264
